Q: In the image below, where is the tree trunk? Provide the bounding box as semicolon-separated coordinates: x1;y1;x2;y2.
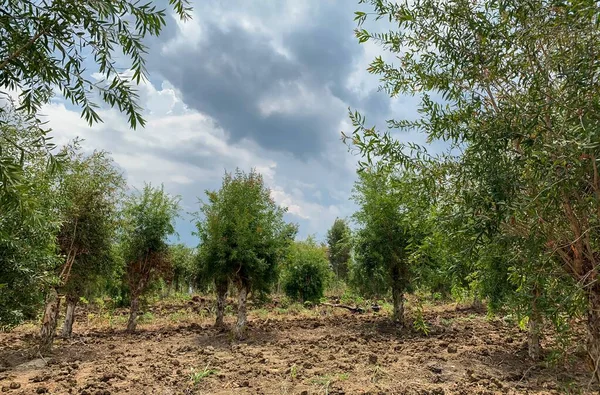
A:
233;285;248;340
528;290;542;360
391;282;404;326
127;295;140;332
587;285;600;382
215;278;228;328
61;295;78;338
39;288;61;353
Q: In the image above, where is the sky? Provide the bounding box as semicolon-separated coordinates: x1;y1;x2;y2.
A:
42;0;423;246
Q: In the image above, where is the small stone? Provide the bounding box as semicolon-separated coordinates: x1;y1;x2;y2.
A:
36;387;49;394
368;354;378;364
447;345;457;353
1;387;9;393
8;382;20;389
241;380;250;387
428;364;442;374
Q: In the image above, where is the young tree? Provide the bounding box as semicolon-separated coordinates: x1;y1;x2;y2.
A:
169;244;196;294
282;238;332;303
352;169;413;325
121;184;180;332
196;169;297;339
0;110;60;330
326;218;352;280
349;0;600;369
39;145;124;350
0;0;191;199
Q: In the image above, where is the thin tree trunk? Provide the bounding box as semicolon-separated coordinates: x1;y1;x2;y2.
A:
39;288;61;353
61;294;78;338
127;295;140;332
233;285;248;340
215;278;228;328
528;289;542;360
587;285;600;382
391;282;404;326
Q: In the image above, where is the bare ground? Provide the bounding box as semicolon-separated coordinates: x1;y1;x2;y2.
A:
0;299;596;394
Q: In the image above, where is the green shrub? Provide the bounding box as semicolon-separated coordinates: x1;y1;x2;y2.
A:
282;238;332;303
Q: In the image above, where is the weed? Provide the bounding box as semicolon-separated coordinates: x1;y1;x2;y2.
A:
189;364;218;385
138;312;155;324
290;364;298;380
412;303;430;336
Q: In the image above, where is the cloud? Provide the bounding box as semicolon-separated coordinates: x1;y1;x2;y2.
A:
39;0;427;245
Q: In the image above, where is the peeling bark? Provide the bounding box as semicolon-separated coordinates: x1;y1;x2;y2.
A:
391;282;404;326
127;295;140;333
39;288;61;353
215;278;228;328
61;295;78;338
233;285;248;340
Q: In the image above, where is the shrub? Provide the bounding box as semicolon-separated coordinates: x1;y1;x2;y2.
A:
282;238;332;303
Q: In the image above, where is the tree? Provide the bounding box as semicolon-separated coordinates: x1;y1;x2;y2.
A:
349;0;600;370
352;169;413;325
121;184;179;332
0;0;191;201
282;238;332;303
39;144;124;351
326;218;352;280
196;169;297;339
169;244;196;294
0;110;60;330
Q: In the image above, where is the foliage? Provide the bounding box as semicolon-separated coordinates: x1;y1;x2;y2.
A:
55;144;126;299
169;243;196;293
196;169;297;294
326;218;352;280
351;169;417;323
0;0;191;204
0;111;59;329
282;238;332;303
121;184;180;301
349;0;600;363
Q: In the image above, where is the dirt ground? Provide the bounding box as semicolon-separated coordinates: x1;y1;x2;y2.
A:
0;298;596;394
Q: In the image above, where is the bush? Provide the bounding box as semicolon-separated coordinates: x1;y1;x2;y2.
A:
282;238;332;303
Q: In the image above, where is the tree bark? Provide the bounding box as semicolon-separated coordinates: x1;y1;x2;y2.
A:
39;288;61;353
61;294;78;338
391;282;404;326
215;278;228;328
233;285;248;340
587;285;600;382
127;295;140;333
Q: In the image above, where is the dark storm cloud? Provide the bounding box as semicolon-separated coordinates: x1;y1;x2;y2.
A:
147;0;391;158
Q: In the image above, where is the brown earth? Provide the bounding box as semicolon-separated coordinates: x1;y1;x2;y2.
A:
0;299;596;394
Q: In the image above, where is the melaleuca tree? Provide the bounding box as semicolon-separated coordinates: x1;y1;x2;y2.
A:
121;184;180;332
169;244;196;294
352;169;413;325
348;0;600;371
196;169;297;339
0;110;59;330
0;0;191;200
326;218;352;280
39;144;124;350
282;237;332;303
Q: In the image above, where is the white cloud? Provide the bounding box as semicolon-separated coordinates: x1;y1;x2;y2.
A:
41;77;357;242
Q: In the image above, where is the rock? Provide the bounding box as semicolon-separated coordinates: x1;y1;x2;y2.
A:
427;364;442;374
241;380;250;387
8;382;20;389
368;354;378;364
15;358;48;370
300;391;309;395
1;387;8;393
36;387;49;394
447;345;457;353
